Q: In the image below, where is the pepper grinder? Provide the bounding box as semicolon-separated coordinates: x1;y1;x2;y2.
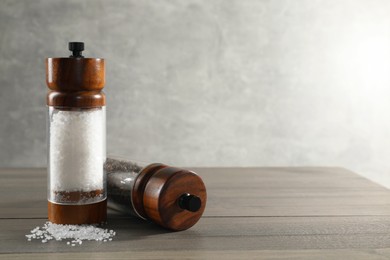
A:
105;157;207;231
46;42;107;224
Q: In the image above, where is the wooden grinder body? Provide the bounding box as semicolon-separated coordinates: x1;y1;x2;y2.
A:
46;56;107;224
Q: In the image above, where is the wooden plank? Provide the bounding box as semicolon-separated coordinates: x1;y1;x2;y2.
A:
1;167;390;218
2;249;390;260
3;216;390;254
0;168;47;218
2;167;390;258
196;167;390;216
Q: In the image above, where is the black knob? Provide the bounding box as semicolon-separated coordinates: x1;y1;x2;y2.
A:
69;42;84;58
178;193;201;212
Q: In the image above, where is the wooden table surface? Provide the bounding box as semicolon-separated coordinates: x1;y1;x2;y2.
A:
2;167;390;259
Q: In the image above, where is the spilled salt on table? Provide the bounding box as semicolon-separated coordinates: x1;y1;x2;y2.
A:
25;222;115;246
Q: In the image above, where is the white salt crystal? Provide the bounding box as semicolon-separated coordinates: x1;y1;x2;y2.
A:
25;222;115;246
49;108;105;203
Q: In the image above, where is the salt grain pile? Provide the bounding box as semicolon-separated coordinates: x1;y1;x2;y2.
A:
26;222;115;246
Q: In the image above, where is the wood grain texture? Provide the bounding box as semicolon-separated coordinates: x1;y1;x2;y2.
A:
2;167;389;218
3;216;390;254
46;58;105;107
132;163;168;219
2;249;390;260
2;167;390;259
46;58;105;91
47;200;107;225
142;166;207;231
47;91;106;108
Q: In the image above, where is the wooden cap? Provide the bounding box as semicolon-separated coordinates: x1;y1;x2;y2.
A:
132;166;207;231
46;58;105;91
46;58;105;108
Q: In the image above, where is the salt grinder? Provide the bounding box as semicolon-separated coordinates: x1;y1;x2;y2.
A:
105;158;207;231
46;42;106;224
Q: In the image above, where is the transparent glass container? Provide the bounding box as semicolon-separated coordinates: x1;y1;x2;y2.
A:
105;157;152;217
48;107;106;205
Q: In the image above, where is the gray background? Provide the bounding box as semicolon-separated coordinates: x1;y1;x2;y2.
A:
1;0;390;187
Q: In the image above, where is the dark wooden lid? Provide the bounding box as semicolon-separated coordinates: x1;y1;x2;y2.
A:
46;57;106;108
46;58;105;91
134;166;207;231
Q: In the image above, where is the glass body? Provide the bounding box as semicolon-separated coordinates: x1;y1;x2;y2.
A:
105;158;148;216
47;106;106;205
